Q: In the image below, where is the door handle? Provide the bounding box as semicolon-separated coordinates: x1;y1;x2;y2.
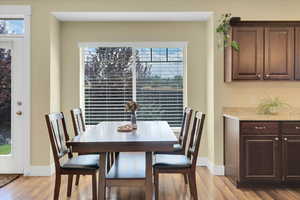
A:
255;126;266;130
16;111;22;116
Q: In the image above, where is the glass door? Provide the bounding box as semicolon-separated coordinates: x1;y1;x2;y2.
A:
0;39;24;174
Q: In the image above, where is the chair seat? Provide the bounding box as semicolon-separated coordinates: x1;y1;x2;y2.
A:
62;154;99;170
153;154;191;169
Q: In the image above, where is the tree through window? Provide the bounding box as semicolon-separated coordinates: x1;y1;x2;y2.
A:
82;44;184;127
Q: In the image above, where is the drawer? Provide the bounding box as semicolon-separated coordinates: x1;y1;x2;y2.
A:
240;122;279;135
281;122;300;135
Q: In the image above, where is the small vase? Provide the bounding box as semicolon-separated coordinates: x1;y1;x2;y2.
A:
131;112;137;129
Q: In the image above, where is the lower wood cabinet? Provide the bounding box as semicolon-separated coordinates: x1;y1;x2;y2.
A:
224;118;300;186
282;135;300;182
241;136;280;182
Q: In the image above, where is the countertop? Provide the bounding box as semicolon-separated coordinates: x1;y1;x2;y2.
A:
223;107;300;121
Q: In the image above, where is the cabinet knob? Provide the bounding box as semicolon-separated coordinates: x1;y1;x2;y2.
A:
256;74;261;79
275;137;279;141
296;126;300;130
265;74;270;79
284;138;288;141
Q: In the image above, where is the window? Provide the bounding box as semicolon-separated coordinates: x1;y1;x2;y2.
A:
0;19;24;35
82;43;186;128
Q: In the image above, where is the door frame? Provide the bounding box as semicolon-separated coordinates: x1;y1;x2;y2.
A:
0;6;31;175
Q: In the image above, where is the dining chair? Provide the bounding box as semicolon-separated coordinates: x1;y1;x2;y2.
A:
45;112;99;200
70;107;114;184
153;111;205;200
156;107;193;155
70;108;86;136
155;107;193;184
70;108;89;185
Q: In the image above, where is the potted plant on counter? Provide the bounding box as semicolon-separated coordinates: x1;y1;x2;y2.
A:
257;97;290;115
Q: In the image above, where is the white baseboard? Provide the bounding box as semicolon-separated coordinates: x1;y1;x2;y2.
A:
196;157;208;166
197;157;224;176
25;158;223;176
24;163;55;176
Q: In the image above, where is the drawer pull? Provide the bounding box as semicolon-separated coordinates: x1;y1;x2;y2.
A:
275;137;279;141
295;126;300;130
255;126;266;130
284;138;288;141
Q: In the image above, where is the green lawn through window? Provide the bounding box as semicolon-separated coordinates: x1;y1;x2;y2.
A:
0;144;11;155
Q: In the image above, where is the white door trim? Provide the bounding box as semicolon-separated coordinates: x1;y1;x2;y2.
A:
0;6;31;16
0;5;31;175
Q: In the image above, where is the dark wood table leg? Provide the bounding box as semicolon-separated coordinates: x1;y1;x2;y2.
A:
98;152;106;200
145;152;153;200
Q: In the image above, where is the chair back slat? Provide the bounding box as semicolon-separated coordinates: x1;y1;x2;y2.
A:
187;112;205;169
178;107;193;152
70;108;86;136
45;112;70;169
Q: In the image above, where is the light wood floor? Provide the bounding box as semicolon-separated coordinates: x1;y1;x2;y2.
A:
1;167;300;200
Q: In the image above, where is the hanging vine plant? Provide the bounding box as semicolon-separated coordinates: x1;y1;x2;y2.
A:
216;13;240;51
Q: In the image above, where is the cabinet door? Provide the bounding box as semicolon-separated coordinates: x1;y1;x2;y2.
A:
241;136;281;181
282;136;300;182
232;27;264;80
264;27;294;80
295;28;300;80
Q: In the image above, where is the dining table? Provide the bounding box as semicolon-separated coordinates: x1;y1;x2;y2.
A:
67;121;178;200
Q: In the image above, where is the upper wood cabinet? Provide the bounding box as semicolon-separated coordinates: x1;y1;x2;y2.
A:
295;27;300;80
264;27;294;80
232;27;264;80
224;19;299;82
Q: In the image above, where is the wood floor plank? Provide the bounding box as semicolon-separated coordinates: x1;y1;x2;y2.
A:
1;167;300;199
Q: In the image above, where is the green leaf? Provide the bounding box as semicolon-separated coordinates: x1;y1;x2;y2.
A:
216;13;240;51
216;26;224;33
231;40;240;51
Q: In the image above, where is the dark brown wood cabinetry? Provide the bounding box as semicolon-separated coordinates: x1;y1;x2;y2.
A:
264;27;294;80
295;28;300;80
224;117;300;186
241;135;280;182
282;135;300;181
232;27;264;80
225;18;300;82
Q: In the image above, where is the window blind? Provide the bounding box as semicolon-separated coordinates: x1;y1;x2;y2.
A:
136;48;184;127
83;45;184;127
84;47;133;125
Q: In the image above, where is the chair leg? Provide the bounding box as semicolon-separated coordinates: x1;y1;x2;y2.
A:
92;173;97;200
115;152;120;158
75;175;80;186
54;174;61;200
188;172;198;200
67;174;73;197
183;173;188;184
110;152;114;166
154;170;159;200
107;153;111;173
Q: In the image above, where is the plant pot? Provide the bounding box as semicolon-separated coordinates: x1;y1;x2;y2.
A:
131;112;137;129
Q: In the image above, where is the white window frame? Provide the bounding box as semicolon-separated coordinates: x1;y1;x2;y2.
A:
79;42;188;129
